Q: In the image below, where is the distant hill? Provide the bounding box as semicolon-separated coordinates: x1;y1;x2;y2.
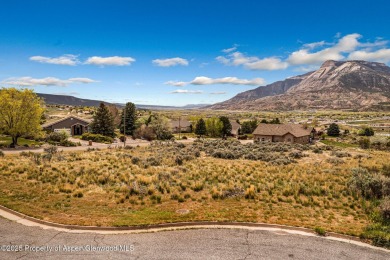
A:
207;60;390;111
37;93;111;107
37;93;209;110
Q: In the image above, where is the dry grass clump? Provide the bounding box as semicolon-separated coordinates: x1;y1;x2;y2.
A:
0;140;388;237
191;139;326;165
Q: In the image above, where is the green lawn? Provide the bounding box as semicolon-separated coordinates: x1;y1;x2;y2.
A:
0;136;43;147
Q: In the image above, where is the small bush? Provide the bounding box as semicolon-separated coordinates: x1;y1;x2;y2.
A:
0;151;4;157
131;157;140;164
81;133;113;143
73;191;84;198
348;168;384;199
314;227;326;236
44;146;58;155
358;137;370;149
379;198;390;220
46;131;68;142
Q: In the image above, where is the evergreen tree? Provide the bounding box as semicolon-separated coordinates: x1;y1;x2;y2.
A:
90;103;115;137
194;118;206;137
327;123;340;137
119;102;137;135
219;116;232;137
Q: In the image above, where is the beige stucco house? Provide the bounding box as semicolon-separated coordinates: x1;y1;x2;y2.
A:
253;123;314;144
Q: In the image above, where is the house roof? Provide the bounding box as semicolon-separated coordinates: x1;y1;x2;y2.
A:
170;120;192;128
253;123;313;138
42;116;91;128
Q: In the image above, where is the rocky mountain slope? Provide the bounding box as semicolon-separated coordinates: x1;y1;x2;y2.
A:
208;60;390;111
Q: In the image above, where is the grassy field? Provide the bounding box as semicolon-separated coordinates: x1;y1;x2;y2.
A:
1;140;387;238
0;136;43;147
321;139;359;148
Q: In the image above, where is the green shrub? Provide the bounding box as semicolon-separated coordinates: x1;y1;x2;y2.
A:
81;133;113;143
175;155;183;165
314;227;326;236
0;151;4;157
348;168;384;199
131;157;140;164
46;131;68;142
327;123;340;137
379;198;390;220
358;137;370;149
59;140;79;147
358;127;375;136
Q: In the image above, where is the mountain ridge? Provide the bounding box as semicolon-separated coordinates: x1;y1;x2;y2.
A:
37;93;209;110
207;60;390;111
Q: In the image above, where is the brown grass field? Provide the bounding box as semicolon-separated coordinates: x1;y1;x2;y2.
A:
0;140;388;237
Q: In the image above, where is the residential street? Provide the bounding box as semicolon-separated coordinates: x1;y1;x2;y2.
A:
0;217;388;260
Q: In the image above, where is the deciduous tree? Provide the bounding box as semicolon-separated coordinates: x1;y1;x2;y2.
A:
0;88;44;146
205;117;223;137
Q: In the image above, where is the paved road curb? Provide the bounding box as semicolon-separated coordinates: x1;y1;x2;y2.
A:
1;204;389;253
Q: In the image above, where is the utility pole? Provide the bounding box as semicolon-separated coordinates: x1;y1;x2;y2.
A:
123;106;126;147
178;115;181;140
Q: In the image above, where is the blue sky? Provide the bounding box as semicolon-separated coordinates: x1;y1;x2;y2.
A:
1;0;390;106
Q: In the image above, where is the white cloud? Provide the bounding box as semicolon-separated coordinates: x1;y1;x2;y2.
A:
215;56;230;65
222;46;237;53
219;33;390;70
164;80;187;87
210;92;227;95
3;77;98;87
30;54;79;65
216;51;288;70
287;33;361;65
170;89;203;94
191;76;265;86
68;78;98;84
85;56;135;66
165;76;265;87
348;49;390;63
302;41;326;50
152;57;188;67
244;57;289;70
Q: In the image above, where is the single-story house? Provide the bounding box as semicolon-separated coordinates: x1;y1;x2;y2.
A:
230;120;241;137
253;123;314;144
170;120;192;133
42;116;91;136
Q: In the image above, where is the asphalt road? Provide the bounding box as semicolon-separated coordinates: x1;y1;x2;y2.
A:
0;217;388;260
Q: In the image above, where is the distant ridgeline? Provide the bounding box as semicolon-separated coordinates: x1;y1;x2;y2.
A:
208;60;390;111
